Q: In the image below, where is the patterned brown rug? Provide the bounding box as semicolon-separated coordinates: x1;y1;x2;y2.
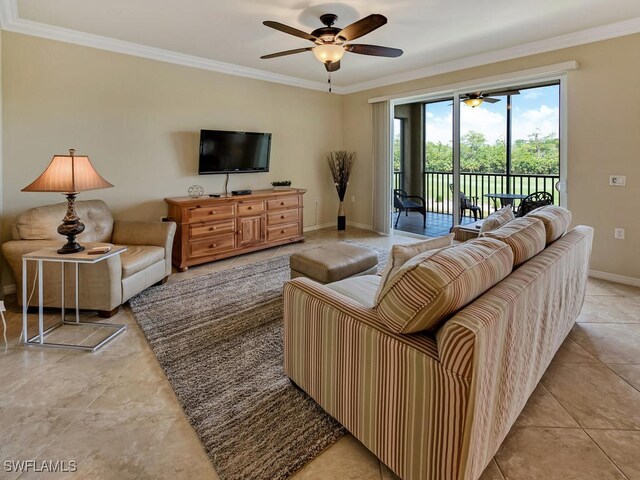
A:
129;246;385;480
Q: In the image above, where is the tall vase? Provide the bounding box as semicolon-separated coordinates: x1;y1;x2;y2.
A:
337;201;346;231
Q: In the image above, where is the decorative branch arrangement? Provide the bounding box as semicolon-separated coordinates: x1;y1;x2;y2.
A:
327;150;355;230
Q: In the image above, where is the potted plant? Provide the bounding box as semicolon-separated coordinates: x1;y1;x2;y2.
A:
271;180;292;191
327;151;355;230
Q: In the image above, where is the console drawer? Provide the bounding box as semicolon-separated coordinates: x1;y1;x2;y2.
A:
267;196;299;211
189;234;235;258
267;223;300;241
237;201;265;216
190;219;235;239
267;209;299;226
187;204;234;223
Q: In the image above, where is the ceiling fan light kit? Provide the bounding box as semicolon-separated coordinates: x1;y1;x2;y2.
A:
313;44;345;63
463;97;484;108
261;13;403;92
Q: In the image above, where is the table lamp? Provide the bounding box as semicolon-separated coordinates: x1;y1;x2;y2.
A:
22;148;113;254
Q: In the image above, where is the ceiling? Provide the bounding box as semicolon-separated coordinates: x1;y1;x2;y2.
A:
7;0;640;92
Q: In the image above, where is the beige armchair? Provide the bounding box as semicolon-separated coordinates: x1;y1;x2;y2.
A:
2;200;176;317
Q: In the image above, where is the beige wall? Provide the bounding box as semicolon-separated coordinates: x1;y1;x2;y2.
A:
2;32;343;240
343;33;640;280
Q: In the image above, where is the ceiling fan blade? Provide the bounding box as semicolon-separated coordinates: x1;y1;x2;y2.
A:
325;60;341;72
263;21;317;42
337;14;387;41
260;47;313;59
345;44;403;57
482;97;501;103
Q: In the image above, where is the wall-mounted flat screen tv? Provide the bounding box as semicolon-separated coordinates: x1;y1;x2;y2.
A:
198;129;271;174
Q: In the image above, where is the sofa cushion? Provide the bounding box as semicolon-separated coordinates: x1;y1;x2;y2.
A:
527;205;572;245
479;206;515;234
376;238;514;333
375;234;454;304
15;200;114;242
326;275;381;308
480;217;546;266
119;245;165;278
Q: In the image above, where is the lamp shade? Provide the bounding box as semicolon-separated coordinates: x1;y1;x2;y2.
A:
22;149;113;193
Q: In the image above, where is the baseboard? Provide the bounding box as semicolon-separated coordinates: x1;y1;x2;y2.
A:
3;284;16;295
303;222;334;232
303;222;373;232
589;270;640;288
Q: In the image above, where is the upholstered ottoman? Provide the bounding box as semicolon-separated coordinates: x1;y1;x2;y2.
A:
290;244;378;284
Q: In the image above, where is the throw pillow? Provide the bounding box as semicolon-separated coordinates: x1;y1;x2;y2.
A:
376;237;514;333
480;217;546;266
527;205;572;245
375;233;454;304
479;206;515;234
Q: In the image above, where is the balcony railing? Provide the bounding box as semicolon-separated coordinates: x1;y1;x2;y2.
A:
394;171;560;217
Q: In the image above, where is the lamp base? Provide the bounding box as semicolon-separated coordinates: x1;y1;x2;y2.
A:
57;193;86;255
57;241;85;255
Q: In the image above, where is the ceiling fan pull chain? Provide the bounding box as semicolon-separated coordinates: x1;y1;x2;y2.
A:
328;71;332;93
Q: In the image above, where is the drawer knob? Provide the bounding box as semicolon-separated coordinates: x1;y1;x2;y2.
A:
280;215;285;219
210;244;217;248
280;202;285;205
210;210;216;214
209;227;215;231
248;206;252;210
281;229;285;234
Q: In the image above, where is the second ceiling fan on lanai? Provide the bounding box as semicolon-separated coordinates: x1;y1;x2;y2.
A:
260;13;403;73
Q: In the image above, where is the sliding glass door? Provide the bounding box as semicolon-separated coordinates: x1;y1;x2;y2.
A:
392;80;561;237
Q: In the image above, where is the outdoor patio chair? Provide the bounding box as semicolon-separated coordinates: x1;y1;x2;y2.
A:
393;189;426;228
449;184;483;221
515;191;553;217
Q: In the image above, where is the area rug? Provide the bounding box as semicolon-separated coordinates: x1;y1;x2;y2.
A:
129;243;388;480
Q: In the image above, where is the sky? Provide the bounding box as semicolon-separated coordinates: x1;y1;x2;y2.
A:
420;84;559;145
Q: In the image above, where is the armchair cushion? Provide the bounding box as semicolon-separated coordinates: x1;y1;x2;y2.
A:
376;238;513;333
14;200;113;242
119;245;165;278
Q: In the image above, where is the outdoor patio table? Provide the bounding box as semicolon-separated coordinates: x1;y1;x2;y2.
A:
484;193;528;211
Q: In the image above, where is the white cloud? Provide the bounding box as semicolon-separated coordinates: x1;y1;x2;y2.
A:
424;104;559;144
512;105;559;141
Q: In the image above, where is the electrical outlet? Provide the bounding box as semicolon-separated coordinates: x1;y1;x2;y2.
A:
609;175;626;187
614;228;625;240
351;195;356;203
0;301;5;312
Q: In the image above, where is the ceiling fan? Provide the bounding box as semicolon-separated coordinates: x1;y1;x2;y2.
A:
260;13;403;77
461;89;520;107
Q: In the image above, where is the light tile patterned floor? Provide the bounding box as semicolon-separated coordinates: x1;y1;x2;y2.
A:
0;227;638;480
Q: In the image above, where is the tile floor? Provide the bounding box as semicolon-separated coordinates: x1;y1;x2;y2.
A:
393;211;479;237
0;227;639;480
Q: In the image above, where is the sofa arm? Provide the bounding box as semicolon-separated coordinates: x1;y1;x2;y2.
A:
283;277;470;480
112;220;176;276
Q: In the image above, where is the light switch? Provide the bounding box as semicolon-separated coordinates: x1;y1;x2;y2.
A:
609;175;626;186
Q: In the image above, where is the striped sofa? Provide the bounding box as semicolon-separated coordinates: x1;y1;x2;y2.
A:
283;221;593;480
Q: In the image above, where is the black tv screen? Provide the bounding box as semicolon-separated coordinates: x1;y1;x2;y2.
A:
199;130;271;174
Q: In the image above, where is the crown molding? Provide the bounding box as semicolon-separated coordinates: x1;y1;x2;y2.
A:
340;16;640;94
1;0;639;96
0;0;341;93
